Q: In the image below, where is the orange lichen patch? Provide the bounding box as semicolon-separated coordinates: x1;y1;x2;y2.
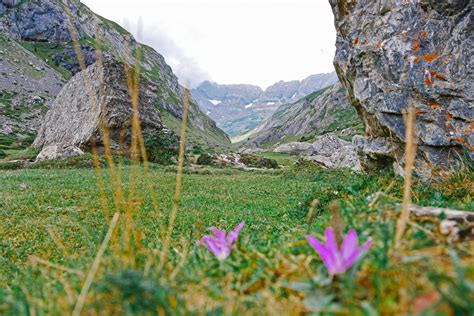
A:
424;76;433;86
354;36;359;45
467;145;474;151
430;70;447;81
416;110;426;115
411;39;421;52
456;138;465;143
421;31;427;37
414;56;421;64
424;53;439;63
445;114;452;120
375;41;382;49
446;122;451;130
428;102;440;109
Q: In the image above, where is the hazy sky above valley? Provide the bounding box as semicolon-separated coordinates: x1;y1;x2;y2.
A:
81;0;336;89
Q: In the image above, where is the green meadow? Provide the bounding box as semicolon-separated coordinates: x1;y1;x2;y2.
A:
1;160;473;315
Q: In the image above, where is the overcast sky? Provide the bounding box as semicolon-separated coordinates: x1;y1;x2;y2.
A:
81;0;337;89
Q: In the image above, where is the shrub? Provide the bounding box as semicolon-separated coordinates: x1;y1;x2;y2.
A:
0;149;6;158
143;129;178;165
240;154;278;169
196;153;215;166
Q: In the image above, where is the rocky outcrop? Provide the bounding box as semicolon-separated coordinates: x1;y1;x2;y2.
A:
244;83;363;148
36;144;84;162
273;142;313;155
191;72;338;137
33;58;164;155
329;0;473;178
299;134;361;172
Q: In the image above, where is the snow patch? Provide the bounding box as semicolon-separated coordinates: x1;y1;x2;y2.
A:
266;102;275;105
244;103;254;109
208;99;222;106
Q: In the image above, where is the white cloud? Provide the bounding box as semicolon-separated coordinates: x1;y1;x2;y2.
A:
81;0;336;89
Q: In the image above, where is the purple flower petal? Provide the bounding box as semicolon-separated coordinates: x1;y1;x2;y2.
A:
343;239;371;269
341;229;358;261
227;221;245;244
324;227;339;254
199;221;245;260
307;235;338;274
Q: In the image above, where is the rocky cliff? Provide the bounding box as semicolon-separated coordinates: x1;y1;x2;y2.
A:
0;0;229;150
329;0;473;177
243;83;363;148
191;72;338;137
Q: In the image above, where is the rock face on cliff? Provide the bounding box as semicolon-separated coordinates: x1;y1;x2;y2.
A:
329;0;473;177
243;83;363;148
33;58;164;155
191;72;338;137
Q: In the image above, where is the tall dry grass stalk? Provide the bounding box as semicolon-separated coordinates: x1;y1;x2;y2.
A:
158;88;190;272
330;200;344;245
395;102;417;248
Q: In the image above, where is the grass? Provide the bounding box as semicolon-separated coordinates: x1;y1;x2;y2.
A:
0;162;472;314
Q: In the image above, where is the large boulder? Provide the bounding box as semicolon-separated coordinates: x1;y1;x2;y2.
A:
329;0;473;177
33;57;164;158
300;134;362;172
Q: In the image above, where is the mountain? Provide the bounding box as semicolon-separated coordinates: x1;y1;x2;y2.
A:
0;0;229;152
242;83;363;148
191;72;338;137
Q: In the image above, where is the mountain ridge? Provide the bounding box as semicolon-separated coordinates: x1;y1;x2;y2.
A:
191;72;338;137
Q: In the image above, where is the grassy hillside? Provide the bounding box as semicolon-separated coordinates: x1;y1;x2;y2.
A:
0;162;472;314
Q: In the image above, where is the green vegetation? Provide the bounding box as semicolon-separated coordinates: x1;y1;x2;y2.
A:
157;104;230;151
304;86;331;102
255;151;300;166
0;163;472;314
19;41;72;79
143;129;178;165
323;106;364;137
221;112;266;137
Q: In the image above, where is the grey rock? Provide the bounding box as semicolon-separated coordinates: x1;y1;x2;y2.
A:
329;0;473;177
33;58;164;153
273;142;313;154
300;133;362;171
352;135;396;173
36;144;84;162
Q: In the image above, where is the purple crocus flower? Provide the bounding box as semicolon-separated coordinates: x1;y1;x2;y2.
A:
307;227;371;275
198;221;245;260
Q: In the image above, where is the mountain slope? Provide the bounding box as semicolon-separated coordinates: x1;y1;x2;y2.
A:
191;72;338;137
243;83;363;148
0;0;229;150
